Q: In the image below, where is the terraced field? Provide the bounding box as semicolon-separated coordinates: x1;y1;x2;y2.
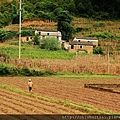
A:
0;77;120;117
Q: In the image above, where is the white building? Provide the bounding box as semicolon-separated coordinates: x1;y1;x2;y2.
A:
35;29;62;41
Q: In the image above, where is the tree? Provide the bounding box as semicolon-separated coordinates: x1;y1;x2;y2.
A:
67;3;76;15
40;37;61;51
57;11;73;41
0;13;5;27
32;34;40;45
93;46;104;54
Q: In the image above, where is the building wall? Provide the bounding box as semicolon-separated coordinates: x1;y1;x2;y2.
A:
61;41;69;50
35;30;62;41
73;37;98;47
68;45;93;54
22;36;33;42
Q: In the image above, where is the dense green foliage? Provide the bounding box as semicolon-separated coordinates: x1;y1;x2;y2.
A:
39;37;61;51
0;29;34;42
21;29;34;36
57;11;73;41
32;34;40;45
0;29;17;42
0;0;120;42
0;63;55;76
32;35;61;50
89;32;115;39
93;46;104;54
0;0;120;28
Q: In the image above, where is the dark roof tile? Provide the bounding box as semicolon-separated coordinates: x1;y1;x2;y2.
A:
69;41;93;46
75;36;98;40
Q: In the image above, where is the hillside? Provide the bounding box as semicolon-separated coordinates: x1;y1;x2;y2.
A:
0;0;120;28
0;0;120;50
3;17;120;51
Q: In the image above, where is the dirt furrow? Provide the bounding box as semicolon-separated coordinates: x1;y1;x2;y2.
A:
0;77;120;114
33;86;120;111
0;96;43;114
0;88;85;114
0;89;58;114
0;106;14;114
0;102;26;114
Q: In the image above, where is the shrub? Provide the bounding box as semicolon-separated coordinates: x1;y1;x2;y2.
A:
0;64;10;76
93;46;104;54
89;32;115;39
0;29;7;42
0;29;17;42
0;63;55;76
20;67;32;76
40;37;61;51
0;53;10;62
32;34;40;45
75;27;83;32
93;22;106;27
75;27;91;33
21;29;34;37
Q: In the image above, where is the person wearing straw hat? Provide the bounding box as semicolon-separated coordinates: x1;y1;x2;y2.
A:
28;79;33;92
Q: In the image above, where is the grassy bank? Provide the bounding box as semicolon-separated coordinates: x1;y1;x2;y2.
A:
56;74;120;79
0;43;76;60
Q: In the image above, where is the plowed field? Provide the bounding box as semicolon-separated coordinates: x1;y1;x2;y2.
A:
0;77;120;115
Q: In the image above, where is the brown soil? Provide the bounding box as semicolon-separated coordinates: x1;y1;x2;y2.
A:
0;77;120;114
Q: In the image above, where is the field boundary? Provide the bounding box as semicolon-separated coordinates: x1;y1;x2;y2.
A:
84;84;120;94
57;75;120;79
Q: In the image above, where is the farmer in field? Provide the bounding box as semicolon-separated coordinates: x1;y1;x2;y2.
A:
28;79;33;92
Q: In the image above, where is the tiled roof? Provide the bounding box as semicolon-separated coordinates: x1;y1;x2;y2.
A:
75;36;98;40
69;41;93;46
36;28;58;32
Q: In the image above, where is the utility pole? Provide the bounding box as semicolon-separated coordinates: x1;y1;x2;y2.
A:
19;0;22;59
76;41;78;56
107;46;110;74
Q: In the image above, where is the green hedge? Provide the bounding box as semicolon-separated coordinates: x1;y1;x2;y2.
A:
21;29;34;37
0;29;34;43
0;64;55;76
0;29;17;42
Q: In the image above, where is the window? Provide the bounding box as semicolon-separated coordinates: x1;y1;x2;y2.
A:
26;37;29;41
78;40;80;42
80;46;83;48
71;45;74;49
47;33;49;35
39;32;41;35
